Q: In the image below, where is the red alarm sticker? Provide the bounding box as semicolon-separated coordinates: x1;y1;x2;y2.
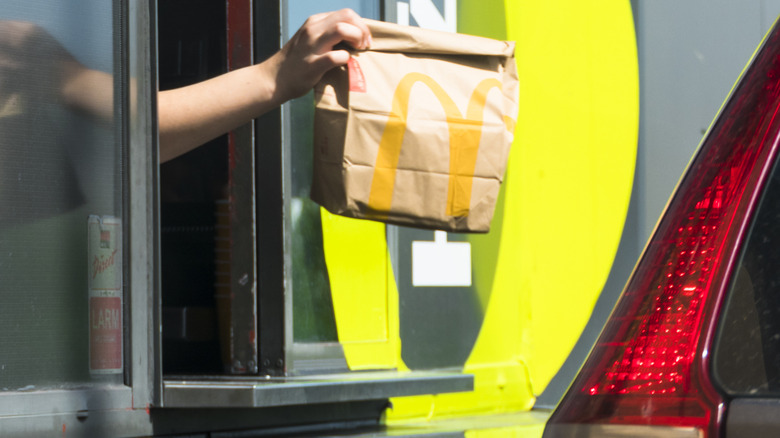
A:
89;296;122;373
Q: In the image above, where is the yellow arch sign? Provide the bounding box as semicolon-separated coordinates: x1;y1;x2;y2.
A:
322;0;639;426
368;73;508;218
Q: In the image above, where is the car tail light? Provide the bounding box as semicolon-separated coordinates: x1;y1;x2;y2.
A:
544;24;780;438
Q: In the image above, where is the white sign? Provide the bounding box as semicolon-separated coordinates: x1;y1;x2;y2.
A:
412;231;472;287
397;0;457;33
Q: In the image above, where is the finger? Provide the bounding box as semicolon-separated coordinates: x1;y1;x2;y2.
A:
313;9;371;50
315;21;366;53
323;49;351;67
310;49;351;75
330;9;372;48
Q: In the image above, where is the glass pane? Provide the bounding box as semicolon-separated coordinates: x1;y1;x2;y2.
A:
284;1;380;342
714;156;780;395
0;2;124;390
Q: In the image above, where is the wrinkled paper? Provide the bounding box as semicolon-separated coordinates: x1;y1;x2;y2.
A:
312;19;518;233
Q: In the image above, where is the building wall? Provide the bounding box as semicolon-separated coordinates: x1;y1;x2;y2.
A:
539;0;780;407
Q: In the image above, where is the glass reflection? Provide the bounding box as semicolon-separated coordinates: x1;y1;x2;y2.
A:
285;1;380;342
0;3;122;391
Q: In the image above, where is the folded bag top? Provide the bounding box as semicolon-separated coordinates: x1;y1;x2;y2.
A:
365;19;514;57
312;20;518;233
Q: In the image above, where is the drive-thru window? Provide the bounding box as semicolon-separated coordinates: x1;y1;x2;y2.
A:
0;1;473;436
0;0;645;436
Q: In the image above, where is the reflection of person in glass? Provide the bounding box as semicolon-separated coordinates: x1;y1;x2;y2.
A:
0;9;369;224
0;9;370;386
0;20;88;225
0;8;371;159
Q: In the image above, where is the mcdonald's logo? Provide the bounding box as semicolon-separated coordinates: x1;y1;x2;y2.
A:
367;72;514;218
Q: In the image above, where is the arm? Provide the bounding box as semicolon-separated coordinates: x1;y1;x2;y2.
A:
157;8;371;163
157;65;276;163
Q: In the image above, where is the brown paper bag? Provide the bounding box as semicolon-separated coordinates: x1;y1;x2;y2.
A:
312;19;518;233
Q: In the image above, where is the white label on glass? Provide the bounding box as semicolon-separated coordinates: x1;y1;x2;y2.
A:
412;231;472;287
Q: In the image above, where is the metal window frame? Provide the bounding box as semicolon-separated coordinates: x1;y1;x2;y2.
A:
128;0;159;409
160;0;473;410
254;0;286;377
278;0;350;378
225;0;260;376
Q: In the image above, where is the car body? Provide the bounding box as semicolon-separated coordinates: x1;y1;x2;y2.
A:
543;14;780;438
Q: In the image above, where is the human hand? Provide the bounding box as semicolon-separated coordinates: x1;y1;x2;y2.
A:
269;9;371;102
158;9;371;161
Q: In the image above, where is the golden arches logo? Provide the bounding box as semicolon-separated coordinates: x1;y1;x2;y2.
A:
367;73;512;218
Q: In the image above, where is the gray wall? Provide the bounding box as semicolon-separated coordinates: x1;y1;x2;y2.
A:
538;0;780;407
636;0;780;242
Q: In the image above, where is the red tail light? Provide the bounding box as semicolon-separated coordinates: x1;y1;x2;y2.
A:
545;25;780;438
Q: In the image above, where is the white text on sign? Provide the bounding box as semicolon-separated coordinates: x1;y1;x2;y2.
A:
397;0;456;33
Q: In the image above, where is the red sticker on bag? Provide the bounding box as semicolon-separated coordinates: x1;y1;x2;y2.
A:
348;57;366;93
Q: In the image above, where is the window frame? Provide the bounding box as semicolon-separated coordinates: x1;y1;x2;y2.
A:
158;0;472;411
